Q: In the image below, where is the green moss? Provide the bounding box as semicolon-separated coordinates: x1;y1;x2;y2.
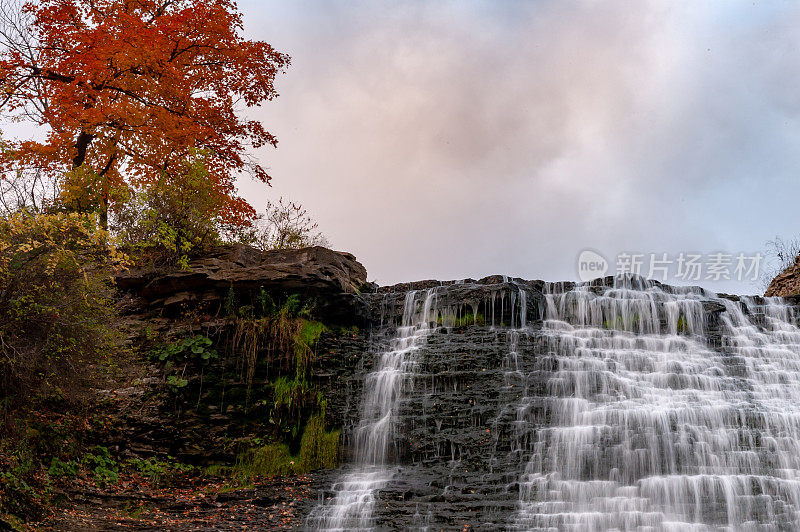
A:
272;377;293;408
297;320;325;347
437;313;485;327
234;443;294;478
293;319;325;378
271;376;312;409
233;414;339;479
121;501;152;519
296;414;339;472
256;287;276;316
204;464;233;477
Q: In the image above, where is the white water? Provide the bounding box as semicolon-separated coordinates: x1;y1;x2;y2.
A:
307;289;438;531
511;277;800;531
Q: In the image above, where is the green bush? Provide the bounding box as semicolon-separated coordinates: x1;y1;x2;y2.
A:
149;335;218;394
125;456;194;487
112;153;230;268
0;212;123;417
48;457;79;479
0;453;43;518
234;197;327;251
149;335;218;365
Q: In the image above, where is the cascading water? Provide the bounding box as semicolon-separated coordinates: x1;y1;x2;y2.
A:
307;289;437;530
304;275;800;531
512;277;800;531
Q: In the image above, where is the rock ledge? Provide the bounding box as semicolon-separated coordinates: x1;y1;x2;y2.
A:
115;244;369;323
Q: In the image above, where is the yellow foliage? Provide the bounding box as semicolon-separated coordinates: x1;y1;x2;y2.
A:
0;211;128;278
0;211;127;411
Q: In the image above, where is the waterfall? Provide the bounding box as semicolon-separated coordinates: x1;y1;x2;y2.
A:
305;276;800;530
307;289;438;530
512;277;800;531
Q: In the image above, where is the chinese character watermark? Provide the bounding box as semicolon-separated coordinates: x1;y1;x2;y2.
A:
576;250;762;283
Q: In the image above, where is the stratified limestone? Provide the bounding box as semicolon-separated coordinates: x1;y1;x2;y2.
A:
116;244;369;324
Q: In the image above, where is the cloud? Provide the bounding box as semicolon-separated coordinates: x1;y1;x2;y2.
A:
237;0;800;294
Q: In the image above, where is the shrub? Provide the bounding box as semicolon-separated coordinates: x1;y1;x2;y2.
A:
47;457;79;479
125;456;194;487
112;152;231;268
0;410;94;519
0;451;42;518
0;211;122;518
149;335;218;366
761;235;800;289
82;446;119;486
0;211;125;418
149;335;219;397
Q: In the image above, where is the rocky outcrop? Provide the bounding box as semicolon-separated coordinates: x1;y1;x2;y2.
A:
766;255;800;297
115;244;369;324
104;245;372;464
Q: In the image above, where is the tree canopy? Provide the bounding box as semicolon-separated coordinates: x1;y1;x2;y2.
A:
0;0;289;227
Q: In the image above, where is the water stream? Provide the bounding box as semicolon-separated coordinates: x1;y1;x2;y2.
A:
307;289;438;530
306;276;800;531
513;278;800;530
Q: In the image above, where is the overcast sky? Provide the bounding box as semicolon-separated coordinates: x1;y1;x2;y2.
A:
233;0;800;295
9;1;796;294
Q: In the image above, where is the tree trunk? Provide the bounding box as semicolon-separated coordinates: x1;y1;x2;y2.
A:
98;153;116;232
72;131;94;168
72;131;117;230
99;182;108;230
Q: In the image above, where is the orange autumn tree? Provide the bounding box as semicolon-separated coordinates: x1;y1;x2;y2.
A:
0;0;289;228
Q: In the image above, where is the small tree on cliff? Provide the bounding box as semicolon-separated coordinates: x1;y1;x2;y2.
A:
240;197;328;251
0;0;289;228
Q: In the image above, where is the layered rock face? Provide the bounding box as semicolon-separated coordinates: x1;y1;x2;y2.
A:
116;244;369;324
110;247;800;530
110;245;371;462
766;254;800;297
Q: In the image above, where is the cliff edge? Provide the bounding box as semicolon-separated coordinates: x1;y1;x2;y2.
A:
765;254;800;297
